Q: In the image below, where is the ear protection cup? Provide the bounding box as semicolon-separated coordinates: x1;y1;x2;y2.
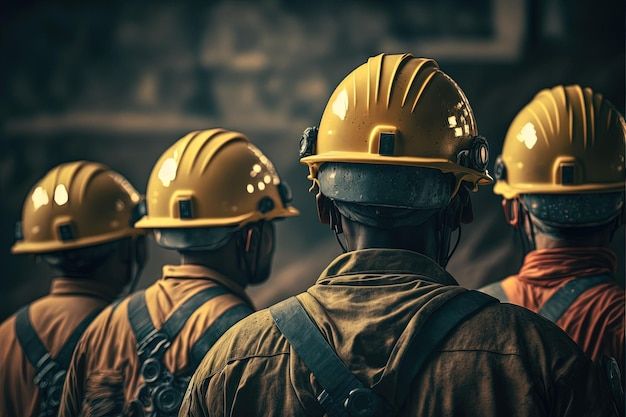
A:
316;192;332;225
458;186;474;225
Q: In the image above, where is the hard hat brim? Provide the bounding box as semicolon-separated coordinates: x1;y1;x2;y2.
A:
301;151;493;186
494;180;626;199
11;228;143;255
134;206;299;230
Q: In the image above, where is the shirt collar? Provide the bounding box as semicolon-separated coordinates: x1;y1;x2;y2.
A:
161;264;253;305
50;277;123;302
317;248;458;286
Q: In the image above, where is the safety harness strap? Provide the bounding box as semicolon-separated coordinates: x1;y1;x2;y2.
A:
271;290;497;417
189;303;253;369
479;281;508;302
15;306;101;382
15;304;102;417
271;297;385;417
394;290;498;408
128;286;228;351
56;308;102;368
538;275;610;323
15;306;57;387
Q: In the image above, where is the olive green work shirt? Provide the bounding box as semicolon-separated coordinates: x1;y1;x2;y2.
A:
180;249;614;417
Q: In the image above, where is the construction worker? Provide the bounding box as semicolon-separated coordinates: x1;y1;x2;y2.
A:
0;161;146;417
480;86;625;382
180;54;618;417
59;128;298;417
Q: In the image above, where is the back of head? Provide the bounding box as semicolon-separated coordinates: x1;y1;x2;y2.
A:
135;128;299;284
494;85;625;241
12;161;145;278
136;128;298;251
300;53;492;261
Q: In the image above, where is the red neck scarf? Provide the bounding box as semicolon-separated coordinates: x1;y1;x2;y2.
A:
517;247;616;287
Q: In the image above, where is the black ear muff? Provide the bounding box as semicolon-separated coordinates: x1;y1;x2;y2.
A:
316;193;332;225
458;186;474;225
329;203;343;235
244;227;255;253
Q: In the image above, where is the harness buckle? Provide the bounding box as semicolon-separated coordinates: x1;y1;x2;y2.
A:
33;353;58;387
344;388;380;417
137;330;171;360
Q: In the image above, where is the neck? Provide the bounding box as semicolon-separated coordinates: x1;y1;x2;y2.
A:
341;217;441;261
180;248;248;288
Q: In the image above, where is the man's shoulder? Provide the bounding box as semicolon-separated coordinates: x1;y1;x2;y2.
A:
195;306;290;378
79;295;132;350
446;300;585;363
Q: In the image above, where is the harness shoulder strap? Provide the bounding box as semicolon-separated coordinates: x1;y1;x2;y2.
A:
189;303;253;369
55;308;102;369
128;286;230;357
15;306;55;385
270;297;388;417
394;290;497;406
538;275;610;323
479;281;508;302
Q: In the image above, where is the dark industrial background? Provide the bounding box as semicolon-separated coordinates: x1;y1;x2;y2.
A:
1;0;624;320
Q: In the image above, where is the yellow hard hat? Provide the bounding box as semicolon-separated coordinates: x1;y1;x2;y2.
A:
135;128;299;229
12;161;143;254
494;85;626;199
300;53;492;191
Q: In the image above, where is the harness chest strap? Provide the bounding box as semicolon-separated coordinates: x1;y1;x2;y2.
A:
270;290;498;417
14;305;102;417
126;286;253;415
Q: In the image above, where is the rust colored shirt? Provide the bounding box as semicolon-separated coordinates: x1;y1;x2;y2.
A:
59;264;253;417
498;247;625;373
0;277;122;417
180;249;614;417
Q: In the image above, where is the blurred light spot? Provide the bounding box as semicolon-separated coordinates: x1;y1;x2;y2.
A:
517;122;538;149
32;225;40;235
54;184;69;206
448;116;457;127
273;176;280;185
253;164;262;173
264;175;271;184
454;127;463;137
464;124;470;135
110;220;119;228
517;161;524;169
246;184;254;194
332;89;349;121
158;157;178;187
115;199;126;211
258;182;266;191
32;186;49;211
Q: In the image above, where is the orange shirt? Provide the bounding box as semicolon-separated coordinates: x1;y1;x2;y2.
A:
0;278;122;417
499;247;625;372
59;264;253;417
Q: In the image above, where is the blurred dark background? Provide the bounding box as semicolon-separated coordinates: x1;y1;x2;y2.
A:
1;0;624;320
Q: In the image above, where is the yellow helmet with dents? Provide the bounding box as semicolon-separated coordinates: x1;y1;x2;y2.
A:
12;161;143;254
494;85;626;199
300;53;492;191
135;128;299;229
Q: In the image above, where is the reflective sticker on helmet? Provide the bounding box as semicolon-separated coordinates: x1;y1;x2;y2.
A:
31;186;49;211
332;89;349;121
158;155;179;187
54;184;69;206
517;122;538;149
